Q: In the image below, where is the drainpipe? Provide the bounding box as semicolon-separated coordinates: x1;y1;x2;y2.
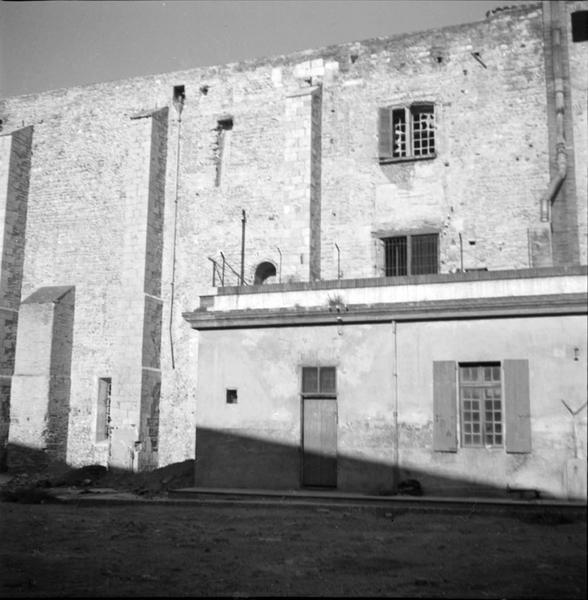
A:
169;90;185;369
240;209;247;285
540;1;567;223
392;320;399;492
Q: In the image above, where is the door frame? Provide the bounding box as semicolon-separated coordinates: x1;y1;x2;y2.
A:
300;395;338;488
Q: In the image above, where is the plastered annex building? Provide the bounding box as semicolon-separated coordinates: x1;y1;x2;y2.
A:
1;1;587;499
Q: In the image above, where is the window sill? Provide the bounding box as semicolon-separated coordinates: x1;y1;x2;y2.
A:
460;446;504;451
379;153;437;165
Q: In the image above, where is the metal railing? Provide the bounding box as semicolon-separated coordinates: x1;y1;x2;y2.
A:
208;252;249;288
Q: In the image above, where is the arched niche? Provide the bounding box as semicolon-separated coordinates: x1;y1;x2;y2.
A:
253;261;277;285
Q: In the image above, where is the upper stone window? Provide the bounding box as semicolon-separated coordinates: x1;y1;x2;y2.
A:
378;103;436;163
571;11;588;42
381;233;439;276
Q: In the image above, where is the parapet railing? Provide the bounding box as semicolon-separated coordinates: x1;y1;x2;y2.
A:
208;253;249;288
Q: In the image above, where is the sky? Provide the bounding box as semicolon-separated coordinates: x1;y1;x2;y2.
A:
0;0;527;98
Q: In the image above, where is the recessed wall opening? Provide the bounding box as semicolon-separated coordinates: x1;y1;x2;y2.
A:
382;234;439;276
96;377;112;442
215;117;233;187
173;85;185;103
571;11;588;42
253;261;277;285
226;389;238;404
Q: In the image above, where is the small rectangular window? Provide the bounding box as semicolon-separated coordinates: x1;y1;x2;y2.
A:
459;364;502;448
379;103;435;163
571;11;588;42
215;117;233;187
302;367;336;396
96;378;112;442
383;234;438;276
226;389;238;404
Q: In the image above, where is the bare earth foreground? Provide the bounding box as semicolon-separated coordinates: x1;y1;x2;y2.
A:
1;499;586;598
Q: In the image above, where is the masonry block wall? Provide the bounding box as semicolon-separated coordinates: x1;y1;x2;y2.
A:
0;126;32;467
0;2;585;470
8;287;74;468
567;1;588;265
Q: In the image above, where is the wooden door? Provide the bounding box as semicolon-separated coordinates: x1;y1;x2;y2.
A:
302;398;337;487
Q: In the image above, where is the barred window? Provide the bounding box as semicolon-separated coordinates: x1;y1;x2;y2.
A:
379;103;435;162
383;234;438;276
459;364;503;448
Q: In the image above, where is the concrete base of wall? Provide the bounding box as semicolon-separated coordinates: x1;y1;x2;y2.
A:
564;458;587;501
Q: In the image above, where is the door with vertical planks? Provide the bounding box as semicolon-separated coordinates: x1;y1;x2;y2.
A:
301;367;337;488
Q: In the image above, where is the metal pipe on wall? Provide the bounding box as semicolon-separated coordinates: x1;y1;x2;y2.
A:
540;0;567;223
240;209;247;285
392;320;400;492
169;88;185;369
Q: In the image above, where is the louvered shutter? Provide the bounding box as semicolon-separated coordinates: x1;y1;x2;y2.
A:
433;361;457;452
504;359;532;453
378;107;393;161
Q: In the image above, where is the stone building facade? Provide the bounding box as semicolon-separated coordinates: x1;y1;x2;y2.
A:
0;1;586;498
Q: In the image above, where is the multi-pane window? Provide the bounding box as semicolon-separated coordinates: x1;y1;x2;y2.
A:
96;377;112;442
459;364;503;448
302;367;336;396
379;103;435;162
383;234;438;276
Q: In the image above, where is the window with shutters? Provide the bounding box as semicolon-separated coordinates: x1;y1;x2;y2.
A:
459;364;503;448
379;103;435;163
301;366;337;397
433;359;531;454
382;234;438;276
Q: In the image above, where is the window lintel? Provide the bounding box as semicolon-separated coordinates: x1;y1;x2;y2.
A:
372;228;440;239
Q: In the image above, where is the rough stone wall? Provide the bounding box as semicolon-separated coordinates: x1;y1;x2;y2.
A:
8;287;74;468
0;2;585;469
566;1;588;264
0;127;32;467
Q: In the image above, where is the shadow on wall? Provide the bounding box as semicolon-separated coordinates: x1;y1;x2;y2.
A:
194;427;585;501
2;442;195;494
6;286;76;471
4;430;586;502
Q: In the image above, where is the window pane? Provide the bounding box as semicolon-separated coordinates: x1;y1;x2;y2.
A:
384;237;407;276
302;367;318;393
319;367;336;394
411;234;438;275
411;105;435;157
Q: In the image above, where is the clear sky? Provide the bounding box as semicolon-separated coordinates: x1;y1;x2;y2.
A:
0;0;527;98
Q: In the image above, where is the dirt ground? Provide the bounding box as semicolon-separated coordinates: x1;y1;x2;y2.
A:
1;499;586;598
